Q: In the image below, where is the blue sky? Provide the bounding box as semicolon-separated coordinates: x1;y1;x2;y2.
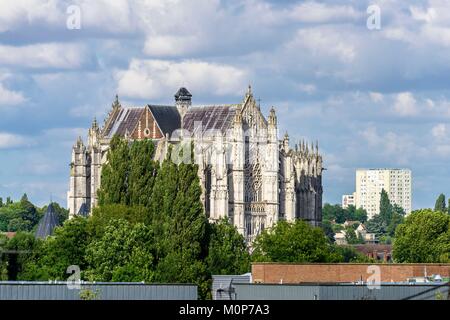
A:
1;0;450;209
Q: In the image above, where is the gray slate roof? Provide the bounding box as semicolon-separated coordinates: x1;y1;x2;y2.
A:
148;105;181;136
182;105;238;134
105;107;145;138
35;203;59;239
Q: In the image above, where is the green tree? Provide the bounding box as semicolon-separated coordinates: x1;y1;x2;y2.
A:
85;219;155;282
379;189;393;222
22;217;91;280
128;139;157;207
97;135;130;206
207;218;250;275
252;220;342;263
321;220;335;243
0;197;3;207
154;161;210;299
434;193;446;212
344;226;365;244
393;209;450;263
4;232;39;280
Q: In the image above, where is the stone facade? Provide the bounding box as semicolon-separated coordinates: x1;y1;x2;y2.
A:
67;87;323;242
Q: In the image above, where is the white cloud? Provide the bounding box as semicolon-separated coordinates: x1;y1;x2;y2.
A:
0;132;27;149
286;28;357;63
289;2;361;23
393;92;418;116
297;83;316;94
369;92;384;103
431;123;448;139
0;83;26;106
0;0;62;32
0;43;91;69
116;59;248;99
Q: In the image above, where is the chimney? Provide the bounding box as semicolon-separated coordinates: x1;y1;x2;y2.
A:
175;87;192;119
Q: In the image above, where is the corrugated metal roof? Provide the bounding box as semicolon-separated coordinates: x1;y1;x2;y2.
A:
212;274;251;300
35;203;59;239
182;105;238;135
0;282;197;300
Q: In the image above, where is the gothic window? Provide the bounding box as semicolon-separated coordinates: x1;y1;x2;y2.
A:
244;137;262;203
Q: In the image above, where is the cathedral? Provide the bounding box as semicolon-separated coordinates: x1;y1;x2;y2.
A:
67;86;323;242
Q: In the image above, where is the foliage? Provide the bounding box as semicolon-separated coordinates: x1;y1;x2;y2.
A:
79;288;101;300
207;218;250;275
434;193;446;213
0;195;66;233
393;209;450;263
97;135;131;206
344;227;365;245
4;232;39;280
85;219;155;282
322;204;367;224
21;217;91;280
321;220;335;243
366;190;405;238
252;219;344;263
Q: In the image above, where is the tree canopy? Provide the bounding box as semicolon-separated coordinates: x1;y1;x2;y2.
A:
393;209;450;263
434;193;447;213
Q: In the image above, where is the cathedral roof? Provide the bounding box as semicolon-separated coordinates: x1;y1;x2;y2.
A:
148;105;181;136
104;107;145;138
35;203;59;239
182;105;238;134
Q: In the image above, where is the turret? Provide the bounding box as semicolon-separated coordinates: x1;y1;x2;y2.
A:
175;87;192;119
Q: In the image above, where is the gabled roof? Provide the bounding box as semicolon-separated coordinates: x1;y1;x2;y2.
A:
148;105;181;136
35;203;59;239
182;105;238;134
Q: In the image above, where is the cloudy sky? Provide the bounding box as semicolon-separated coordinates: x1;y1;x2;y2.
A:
1;0;450;209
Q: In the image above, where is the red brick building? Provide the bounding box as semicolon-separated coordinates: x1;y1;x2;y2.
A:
252;263;450;283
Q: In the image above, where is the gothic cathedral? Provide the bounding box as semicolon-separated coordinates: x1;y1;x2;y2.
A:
67;86;323;242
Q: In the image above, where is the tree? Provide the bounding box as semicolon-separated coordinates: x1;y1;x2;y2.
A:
366;191;404;238
97;135;130;206
393;209;450;263
22;217;91;280
252;220;343;263
85;219;155;282
4;232;39;280
207;218;250;275
153;161;210;299
0;197;3;207
434;194;446;213
344;226;365;245
321;220;335;243
128;139;157;207
379;189;393;222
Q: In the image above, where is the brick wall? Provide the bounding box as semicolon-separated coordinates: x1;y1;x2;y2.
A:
252;263;450;283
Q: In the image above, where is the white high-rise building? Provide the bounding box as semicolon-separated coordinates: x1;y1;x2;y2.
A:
355;169;412;219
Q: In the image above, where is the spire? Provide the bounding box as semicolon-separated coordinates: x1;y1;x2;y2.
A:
92;117;98;130
75;136;84;148
268;107;277;126
112;94;121;109
35;203;59;239
316;140;319;155
247;84;252;96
